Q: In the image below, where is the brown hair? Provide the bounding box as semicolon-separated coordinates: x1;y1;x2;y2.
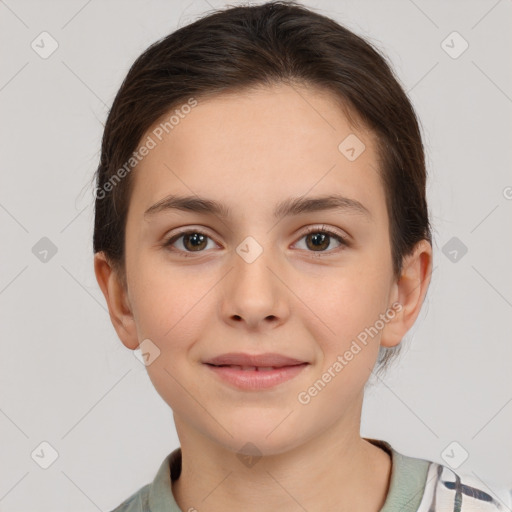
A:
92;0;432;374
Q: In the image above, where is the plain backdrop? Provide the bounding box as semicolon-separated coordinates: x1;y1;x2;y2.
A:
0;0;511;510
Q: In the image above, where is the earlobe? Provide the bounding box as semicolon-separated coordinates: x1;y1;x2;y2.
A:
93;252;140;350
380;240;433;348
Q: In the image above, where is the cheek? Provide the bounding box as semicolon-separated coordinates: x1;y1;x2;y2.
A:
299;266;390;360
131;268;213;411
129;259;213;343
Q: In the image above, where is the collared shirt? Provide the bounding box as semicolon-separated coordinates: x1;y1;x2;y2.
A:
109;438;512;511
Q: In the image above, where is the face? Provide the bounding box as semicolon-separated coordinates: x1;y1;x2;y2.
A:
98;83;424;456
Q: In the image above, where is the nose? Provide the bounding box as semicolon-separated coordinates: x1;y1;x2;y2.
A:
220;240;290;331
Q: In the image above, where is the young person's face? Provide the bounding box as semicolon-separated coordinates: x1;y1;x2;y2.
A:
95;83;431;456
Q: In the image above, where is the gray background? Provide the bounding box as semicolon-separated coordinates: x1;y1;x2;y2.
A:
1;0;511;510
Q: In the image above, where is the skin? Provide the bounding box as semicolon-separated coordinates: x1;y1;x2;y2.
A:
95;83;432;512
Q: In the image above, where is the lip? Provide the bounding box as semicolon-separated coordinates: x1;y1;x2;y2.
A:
203;352;307;367
204;362;309;390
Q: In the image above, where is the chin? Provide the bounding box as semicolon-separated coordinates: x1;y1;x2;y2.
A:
213;419;308;457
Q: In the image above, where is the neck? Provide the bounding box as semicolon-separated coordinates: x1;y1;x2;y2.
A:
172;419;391;512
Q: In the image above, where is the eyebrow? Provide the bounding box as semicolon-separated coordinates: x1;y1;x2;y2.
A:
144;193;372;221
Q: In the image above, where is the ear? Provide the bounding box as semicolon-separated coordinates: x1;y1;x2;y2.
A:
380;239;433;348
94;252;139;350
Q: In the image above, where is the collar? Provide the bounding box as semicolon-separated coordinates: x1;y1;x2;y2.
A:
147;438;430;512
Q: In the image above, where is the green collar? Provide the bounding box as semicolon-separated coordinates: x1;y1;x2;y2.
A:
148;439;430;512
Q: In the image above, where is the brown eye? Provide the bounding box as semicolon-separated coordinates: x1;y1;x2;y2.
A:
295;226;348;254
163;226;348;257
164;230;215;254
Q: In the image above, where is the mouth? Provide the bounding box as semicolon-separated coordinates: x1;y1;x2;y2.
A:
206;363;306;371
203;352;308;367
203;362;309;390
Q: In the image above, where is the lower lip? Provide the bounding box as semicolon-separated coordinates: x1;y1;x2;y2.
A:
204;363;309;390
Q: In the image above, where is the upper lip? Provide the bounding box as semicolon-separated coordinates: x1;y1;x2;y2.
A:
204;352;308;367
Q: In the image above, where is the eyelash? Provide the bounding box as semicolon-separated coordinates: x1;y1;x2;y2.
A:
162;225;348;258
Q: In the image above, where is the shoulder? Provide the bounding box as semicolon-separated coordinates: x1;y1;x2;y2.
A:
108;483;150;512
370;438;511;512
107;448;181;512
417;460;512;512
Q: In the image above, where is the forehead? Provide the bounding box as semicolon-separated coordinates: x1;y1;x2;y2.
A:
129;83;386;224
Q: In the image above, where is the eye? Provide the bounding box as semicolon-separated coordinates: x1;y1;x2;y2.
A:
163;225;348;257
163;229;218;256
293;225;348;254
